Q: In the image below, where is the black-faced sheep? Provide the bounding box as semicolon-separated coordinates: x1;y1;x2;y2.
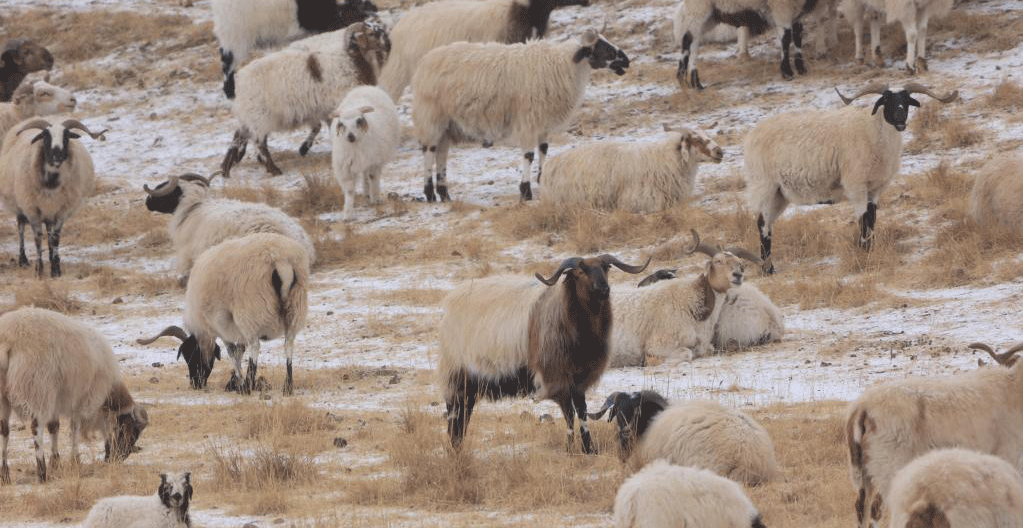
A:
0;80;76;142
412;30;629;202
969;154;1023;231
82;472;193;528
0;40;54;102
438;254;649;453
840;0;953;73
330;85;399;221
744;82;957;273
0;307;149;484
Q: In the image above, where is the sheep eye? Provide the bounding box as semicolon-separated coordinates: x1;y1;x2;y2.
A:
356;117;366;126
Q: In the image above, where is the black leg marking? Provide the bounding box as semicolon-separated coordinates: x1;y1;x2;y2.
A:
46;222;61;278
757;213;775;274
46;420;59;470
793;22;807;75
299;123;321;156
31;419;45;482
539;143;548;155
284;359;294;396
32;225;44;277
571;390;595;455
243;357;257;395
690;69;703;90
519;181;533;201
679;32;692;80
424;177;436;202
855;488;866;524
257;138;282;176
447;388;478;450
780;28;794;79
859;202;877;249
436;171;450;202
555;395;576;452
16;214;28;267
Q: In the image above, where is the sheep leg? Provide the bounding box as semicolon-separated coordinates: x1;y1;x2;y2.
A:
243;339;261;394
256;137;283;176
0;396;10;485
915;15;929;72
283;334;295;396
435;139;450;202
446;384;478;449
756;188;788;274
45;219;62;278
571;390;596;455
519;151;534;201
780;27;795;80
849;4;865;62
367;167;382;206
31;418;45;482
16;214;30;267
299;123;321;156
221;129;249;179
869;17;882;65
678;31;704;90
554;394;577;452
857;201;877;249
225;343;246;393
792;22;807;75
422;145;437;202
536;141;549;184
219;47;236;98
30;221;44;277
903;18;919;73
46;420;59;471
69;419;81;465
342;173;358;221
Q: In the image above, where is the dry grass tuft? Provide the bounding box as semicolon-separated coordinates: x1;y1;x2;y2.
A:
223;182;285;209
288;174;344;218
208;442;318;491
8;280;84;314
907;103;983;153
988;80;1023;109
245;400;337;439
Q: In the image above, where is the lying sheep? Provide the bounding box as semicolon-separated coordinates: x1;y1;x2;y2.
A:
591;390;780;485
1;40;54;102
330;85;399;221
0;307;149;484
142;172;315;282
0;80;76;142
82;472;193;528
0;118;106;277
378;0;589;100
846;341;1023;528
138;233;310;395
613;459;767;528
887;448;1023;528
745;82;958;273
540;129;723;213
412;30;629;202
969;154;1023;230
840;0;953;73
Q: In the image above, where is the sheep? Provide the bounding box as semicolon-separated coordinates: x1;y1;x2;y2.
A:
377;0;589;101
845;341;1023;528
212;0;378;98
329;85;399;221
438;253;649;453
540;129;723;213
141;172;315;282
412;30;630;202
744;82;958;274
0;117;107;277
220;20;390;178
610;230;761;367
590;390;780;485
0;80;76;142
82;472;193;528
613;459;767;528
0;307;149;484
137;233;310;396
969;154;1023;230
1;40;54;102
840;0;953;73
673;0;838;89
886;448;1023;528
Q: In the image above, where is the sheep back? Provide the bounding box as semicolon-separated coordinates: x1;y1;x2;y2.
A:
212;0;305;60
81;494;185;528
969;154;1023;230
331;85;400;175
713;283;784;351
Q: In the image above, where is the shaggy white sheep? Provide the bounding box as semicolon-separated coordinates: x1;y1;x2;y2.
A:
81;472;193;528
713;284;784;351
330;85;399;220
839;0;953;73
0;80;75;143
969;154;1023;230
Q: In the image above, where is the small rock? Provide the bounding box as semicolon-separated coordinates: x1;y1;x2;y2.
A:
539;414;553;423
273;518;285;525
243;524;258;528
430;401;439;407
820;361;832;367
326;311;334;316
260;393;272;401
149;377;159;384
388;374;401;385
334;437;348;448
152;362;163;368
804;359;811;364
112;297;123;304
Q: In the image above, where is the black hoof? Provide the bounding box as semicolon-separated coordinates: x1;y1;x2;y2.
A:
781;62;794;80
437;185;450;202
519;181;532;201
50;261;61;278
299;143;311;156
795;56;807;75
225;374;243;393
424;182;436;202
690;70;704;90
18;254;28;267
223;74;236;99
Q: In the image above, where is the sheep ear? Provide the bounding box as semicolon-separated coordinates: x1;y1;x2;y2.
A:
359;105;375;114
161;473;168;484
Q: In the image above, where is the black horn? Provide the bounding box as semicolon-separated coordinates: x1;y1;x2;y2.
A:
685;229;719;258
61;119;108;140
535;257;583;286
599;254;651;274
588;392;625;421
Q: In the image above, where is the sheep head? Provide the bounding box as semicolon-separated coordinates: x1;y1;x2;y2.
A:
101;382;149;462
331;105;375;143
16;119;106;188
347;19;391;85
137;325;221;389
337;0;378;25
1;40;54;73
968;342;1023;368
675;127;723;164
535;254;650;304
835;83;958;132
587;390;668;458
143;172;217;214
574;31;629;76
685;229;761;293
12;80;76;117
159;472;193;517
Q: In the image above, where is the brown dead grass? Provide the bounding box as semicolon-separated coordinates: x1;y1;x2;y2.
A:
288;174;345;218
907;103;983;154
931;11;1023;53
6;280;84;314
988;80;1023;109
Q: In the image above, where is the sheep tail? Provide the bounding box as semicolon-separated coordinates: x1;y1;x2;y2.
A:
847;406;873;525
271;262;297;334
0;341;9;372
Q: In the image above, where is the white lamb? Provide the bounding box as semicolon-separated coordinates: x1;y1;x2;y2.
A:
0;79;76;144
330;85;399;221
81;472;193;528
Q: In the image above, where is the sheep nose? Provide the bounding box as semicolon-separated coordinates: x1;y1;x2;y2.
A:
347;133;356;143
172;493;182;501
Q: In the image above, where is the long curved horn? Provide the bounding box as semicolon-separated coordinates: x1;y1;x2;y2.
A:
903;82;958;104
835;83;889;105
15;118;52;136
599;254;651;274
684;229;719;258
143;175;180;197
61;119;108;140
535;257;582;286
588;392;624;421
178;172;211;186
724;247;763;265
969;342;1023;367
137;325;188;345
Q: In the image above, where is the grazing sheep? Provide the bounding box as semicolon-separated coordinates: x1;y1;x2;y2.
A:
439;253;649;453
213;0;377;98
610;230;760;367
0;80;76;142
142;172;315;282
969;154;1023;230
378;0;589;100
745;82;958;273
845;341;1023;528
887;448;1023;528
0;307;149;484
540;129;723;213
1;40;54;102
220;21;390;178
412;30;630;202
840;0;953;73
329;85;399;220
613;459;767;528
591;390;780;485
0;118;106;277
137;233;310;395
82;472;193;528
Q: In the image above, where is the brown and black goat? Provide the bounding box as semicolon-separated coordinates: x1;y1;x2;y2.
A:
1;40;53;102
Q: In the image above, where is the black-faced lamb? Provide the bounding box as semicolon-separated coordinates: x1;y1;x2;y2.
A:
438;254;649;453
591;390;780;485
969;154;1023;231
840;0;953;73
82;472;193;528
1;40;54;102
0;307;149;484
0;80;76;142
330;85;399;221
744;82;958;273
137;233;310;395
0;117;106;277
540;128;723;213
412;30;630;202
213;0;378;98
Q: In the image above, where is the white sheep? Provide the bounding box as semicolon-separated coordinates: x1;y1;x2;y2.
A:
969;154;1023;230
540;129;723;213
0;80;76;143
220;21;390;178
412;30;630;202
886;448;1023;528
0;307;149;484
839;0;953;73
212;0;378;98
81;472;193;528
713;284;784;351
0;117;106;277
846;341;1023;528
138;233;310;396
329;85;399;221
613;459;767;528
142;172;316;282
377;0;589;101
744;82;957;273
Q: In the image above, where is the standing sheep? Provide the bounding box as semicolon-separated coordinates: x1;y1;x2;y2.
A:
329;85;399;220
540;129;723;213
0;80;76;142
840;0;953;73
0;307;149;484
82;472;193;528
969;154;1023;230
1;40;54;102
412;30;630;202
744;82;958;273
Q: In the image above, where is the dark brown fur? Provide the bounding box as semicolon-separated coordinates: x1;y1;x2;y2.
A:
690;274;716;321
102;381;135;413
306;54;323;82
1;40;54;102
907;503;951;528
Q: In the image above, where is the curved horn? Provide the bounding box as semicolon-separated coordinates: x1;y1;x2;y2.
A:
15;118;52;136
142;175;179;197
587;393;624;421
969;342;1023;367
599;254;651;274
137;325;188;345
723;247;763;265
535;257;582;286
61;119;108;140
132;405;150;429
835;83;889;105
177;172;211;186
684;229;719;258
903;82;958;104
